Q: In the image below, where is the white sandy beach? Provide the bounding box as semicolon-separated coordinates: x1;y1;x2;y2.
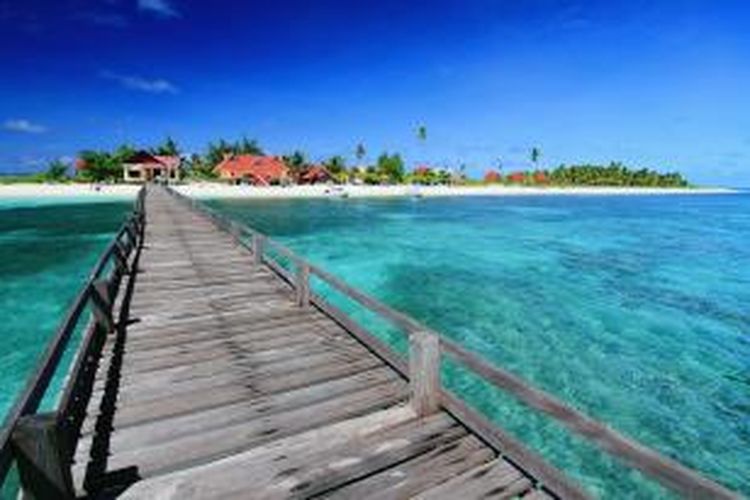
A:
0;182;735;200
173;183;736;199
0;183;141;199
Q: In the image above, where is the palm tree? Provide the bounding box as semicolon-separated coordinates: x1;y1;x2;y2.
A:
283;150;308;180
237;136;263;155
355;143;366;164
153;136;180;156
530;147;541;169
45;160;69;181
324;155;346;175
416;125;427;142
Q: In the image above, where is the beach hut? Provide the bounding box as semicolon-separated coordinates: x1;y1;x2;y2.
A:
507;171;527;184
298;165;332;184
484;170;502;183
122;151;181;183
533;171;549;184
213;154;290;185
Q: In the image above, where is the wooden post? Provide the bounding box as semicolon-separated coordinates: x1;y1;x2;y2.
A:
229;221;241;241
90;279;114;333
124;221;137;247
296;263;310;308
252;234;265;265
11;413;74;500
409;331;441;416
113;240;130;275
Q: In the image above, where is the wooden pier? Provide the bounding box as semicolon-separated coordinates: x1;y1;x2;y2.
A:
0;186;739;499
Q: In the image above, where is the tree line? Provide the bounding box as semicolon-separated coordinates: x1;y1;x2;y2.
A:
548;163;688;187
485;162;689;188
69;136;413;184
16;133;691;188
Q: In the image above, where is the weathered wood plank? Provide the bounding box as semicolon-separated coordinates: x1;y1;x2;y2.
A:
415;458;533;499
116;406;419;499
265;414;467;499
81;356;389;434
322;434;495;500
84;383;409;479
75;368;402;460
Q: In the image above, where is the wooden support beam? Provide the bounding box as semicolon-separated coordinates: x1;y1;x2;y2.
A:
296;263;310;308
252;234;265;265
11;413;74;500
409;331;441;416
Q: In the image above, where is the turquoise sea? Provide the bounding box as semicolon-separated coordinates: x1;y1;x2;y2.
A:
206;193;750;498
0;197;133;427
0;192;747;497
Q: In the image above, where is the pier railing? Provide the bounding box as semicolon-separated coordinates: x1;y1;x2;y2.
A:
166;185;738;500
0;187;146;497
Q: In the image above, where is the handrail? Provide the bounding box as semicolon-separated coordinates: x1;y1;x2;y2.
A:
164;185;739;499
0;186;146;488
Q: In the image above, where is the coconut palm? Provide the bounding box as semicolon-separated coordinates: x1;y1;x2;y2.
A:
530;147;541;169
355;143;366;163
283;150;308;180
153;136;180;156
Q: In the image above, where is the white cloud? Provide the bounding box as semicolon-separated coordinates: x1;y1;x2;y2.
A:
100;71;179;94
3;119;47;134
137;0;179;18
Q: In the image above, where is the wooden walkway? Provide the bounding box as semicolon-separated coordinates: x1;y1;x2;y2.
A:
72;187;550;499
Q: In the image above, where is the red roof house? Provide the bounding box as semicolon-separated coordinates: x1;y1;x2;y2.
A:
507;171;527;183
533;171;549;184
214;155;290;185
413;165;432;176
75;158;89;172
484;170;502;183
298;165;332;184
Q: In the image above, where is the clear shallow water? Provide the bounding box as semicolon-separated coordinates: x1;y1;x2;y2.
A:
0;198;133;423
208;193;750;497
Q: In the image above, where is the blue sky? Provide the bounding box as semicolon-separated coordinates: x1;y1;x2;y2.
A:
1;0;749;185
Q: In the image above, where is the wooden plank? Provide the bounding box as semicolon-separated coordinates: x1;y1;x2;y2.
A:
81;357;389;434
75;369;401;459
89;351;381;410
95;331;371;385
98;331;359;376
87;382;409;478
323;434;495;499
415;459;532;499
120;309;318;345
116;406;418;500
256;413;466;499
93;340;372;394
